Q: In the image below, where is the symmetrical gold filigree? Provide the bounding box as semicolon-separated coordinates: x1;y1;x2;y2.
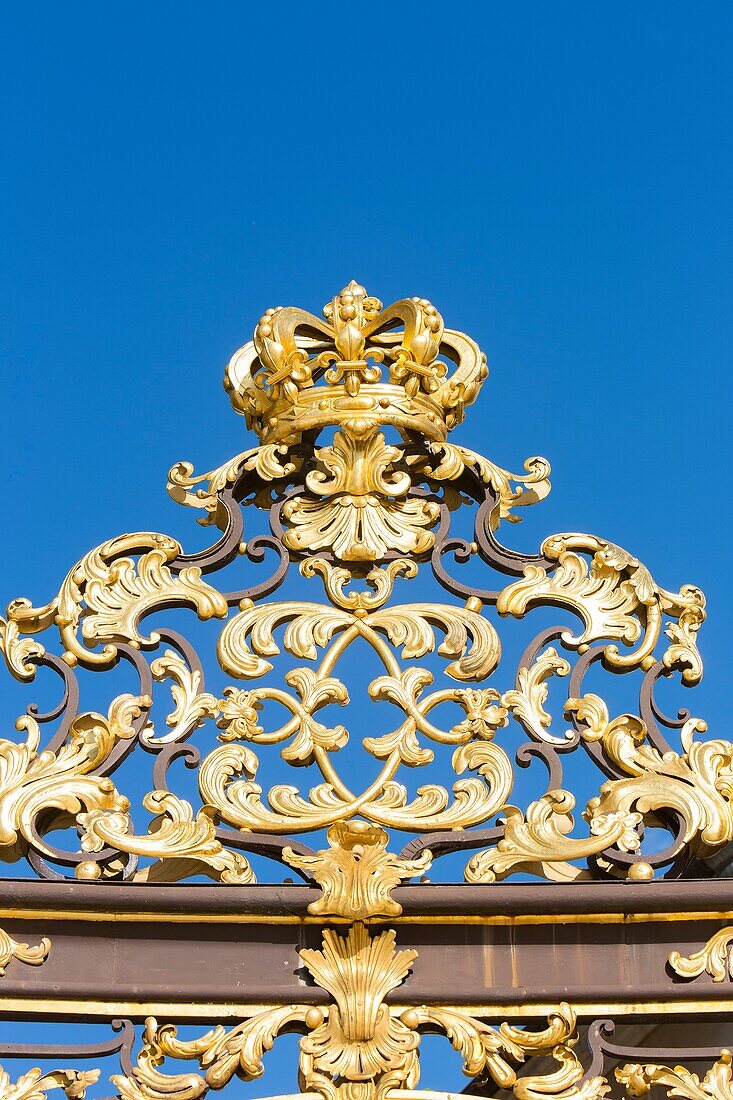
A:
283;430;440;562
225;281;488;444
112;920;601;1100
0;926;50;975
282;821;432;918
3;281;729;1100
0;282;722;890
299;923;418;1090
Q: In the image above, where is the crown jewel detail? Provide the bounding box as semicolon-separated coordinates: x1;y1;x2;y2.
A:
225;282;488;444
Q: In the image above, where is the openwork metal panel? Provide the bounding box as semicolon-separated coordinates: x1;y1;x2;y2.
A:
0;283;731;1099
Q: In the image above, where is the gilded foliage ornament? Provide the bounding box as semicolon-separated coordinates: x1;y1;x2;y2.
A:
669;926;733;982
282;820;432;918
0;926;50;975
112;923;603;1100
0;281;721;891
0;1069;99;1100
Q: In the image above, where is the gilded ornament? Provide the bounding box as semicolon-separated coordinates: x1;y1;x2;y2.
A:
167;443;297;521
282;820;432;918
0;282;722;888
79;790;254;884
225;281;487;444
669;926;733;982
112;920;599;1100
7;533;227;668
298;923;419;1088
283;430;440;562
301;557;418;611
424;444;552;526
0;1069;99;1100
141;651;218;746
497;534;705;680
0;926;51;975
0;704;134;859
616;1050;733;1098
465;789;642;884
503;646;572;745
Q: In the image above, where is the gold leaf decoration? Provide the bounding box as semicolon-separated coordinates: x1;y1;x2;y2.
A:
7;533;227;668
0;618;45;681
0;709;131;859
0;282;723;896
167;443;297;519
282;820;431;918
616;1050;733;1098
497;534;705;679
0;1069;99;1100
141;650;218;746
425;444;552;525
79;790;254;884
669;926;733;983
0;927;51;975
465;790;641;884
503;646;572;745
299;923;418;1086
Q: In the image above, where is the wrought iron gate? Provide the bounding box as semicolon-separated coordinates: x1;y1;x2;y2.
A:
1;283;731;1098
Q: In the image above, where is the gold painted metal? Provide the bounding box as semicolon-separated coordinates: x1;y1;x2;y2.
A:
497;534;705;682
0;926;50;975
616;1050;733;1097
670;926;733;982
4;994;733;1023
282;431;441;562
0;283;724;889
0;1068;99;1100
0;276;727;1100
4;901;733;927
7;1042;733;1100
111;922;603;1100
282;821;432;919
224;282;488;445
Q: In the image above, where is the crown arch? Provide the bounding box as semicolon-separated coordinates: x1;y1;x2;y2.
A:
0;284;730;1100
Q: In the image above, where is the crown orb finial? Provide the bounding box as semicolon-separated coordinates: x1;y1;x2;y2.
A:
224;283;488;445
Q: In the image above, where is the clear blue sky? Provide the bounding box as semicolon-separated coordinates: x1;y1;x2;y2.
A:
2;3;730;730
0;2;732;1087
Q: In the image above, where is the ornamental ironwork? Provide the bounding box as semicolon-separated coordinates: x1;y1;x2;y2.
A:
0;282;729;1100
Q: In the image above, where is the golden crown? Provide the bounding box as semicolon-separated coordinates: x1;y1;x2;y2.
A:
224;281;488;444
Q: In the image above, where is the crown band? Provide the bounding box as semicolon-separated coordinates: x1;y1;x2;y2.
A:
224;281;488;444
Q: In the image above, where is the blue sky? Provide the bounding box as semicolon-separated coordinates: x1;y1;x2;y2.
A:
2;3;730;731
0;1;732;1089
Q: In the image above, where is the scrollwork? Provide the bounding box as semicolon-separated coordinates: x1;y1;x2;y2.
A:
497;534;705;681
0;282;721;889
0;1069;99;1100
616;1050;733;1098
6;533;227;668
111;922;602;1100
669;926;733;983
282;821;431;918
0;926;51;975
